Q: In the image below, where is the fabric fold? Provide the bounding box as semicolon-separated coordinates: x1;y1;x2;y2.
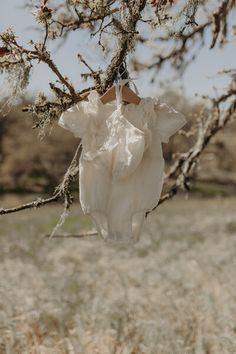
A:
98;108;145;180
58;83;187;242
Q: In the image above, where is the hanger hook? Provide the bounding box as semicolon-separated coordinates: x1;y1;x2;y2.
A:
115;61;129;86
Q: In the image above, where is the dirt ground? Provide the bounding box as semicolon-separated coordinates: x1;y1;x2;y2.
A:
0;194;236;354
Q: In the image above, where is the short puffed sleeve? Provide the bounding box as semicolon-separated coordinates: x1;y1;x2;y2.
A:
153;98;187;143
58;101;89;138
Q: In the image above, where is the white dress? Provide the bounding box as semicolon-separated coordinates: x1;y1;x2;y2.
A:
58;82;187;242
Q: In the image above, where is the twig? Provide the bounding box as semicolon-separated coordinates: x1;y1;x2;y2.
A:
44;232;98;238
0;194;60;215
0;143;82;216
146;83;236;217
42;18;49;51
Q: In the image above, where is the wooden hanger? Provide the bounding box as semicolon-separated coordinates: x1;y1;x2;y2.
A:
99;81;141;105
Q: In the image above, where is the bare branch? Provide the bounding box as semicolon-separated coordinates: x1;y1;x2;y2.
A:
0;194;60;215
146;79;236;216
0;143;82;216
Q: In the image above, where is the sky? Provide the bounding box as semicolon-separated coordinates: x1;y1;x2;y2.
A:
0;0;235;101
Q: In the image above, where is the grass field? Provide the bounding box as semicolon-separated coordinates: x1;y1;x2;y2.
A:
0;194;236;354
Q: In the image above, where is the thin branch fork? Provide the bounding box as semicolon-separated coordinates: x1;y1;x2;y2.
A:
139;0;235;72
54;7;119;31
165;87;236;182
0;35;76;97
0;195;60;215
44;232;98;238
146;87;236;216
0;143;82;216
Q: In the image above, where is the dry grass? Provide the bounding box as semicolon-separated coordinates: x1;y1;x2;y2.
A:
0;194;236;353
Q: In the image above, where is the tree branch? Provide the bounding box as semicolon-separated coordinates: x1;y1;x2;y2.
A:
146;78;236;216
